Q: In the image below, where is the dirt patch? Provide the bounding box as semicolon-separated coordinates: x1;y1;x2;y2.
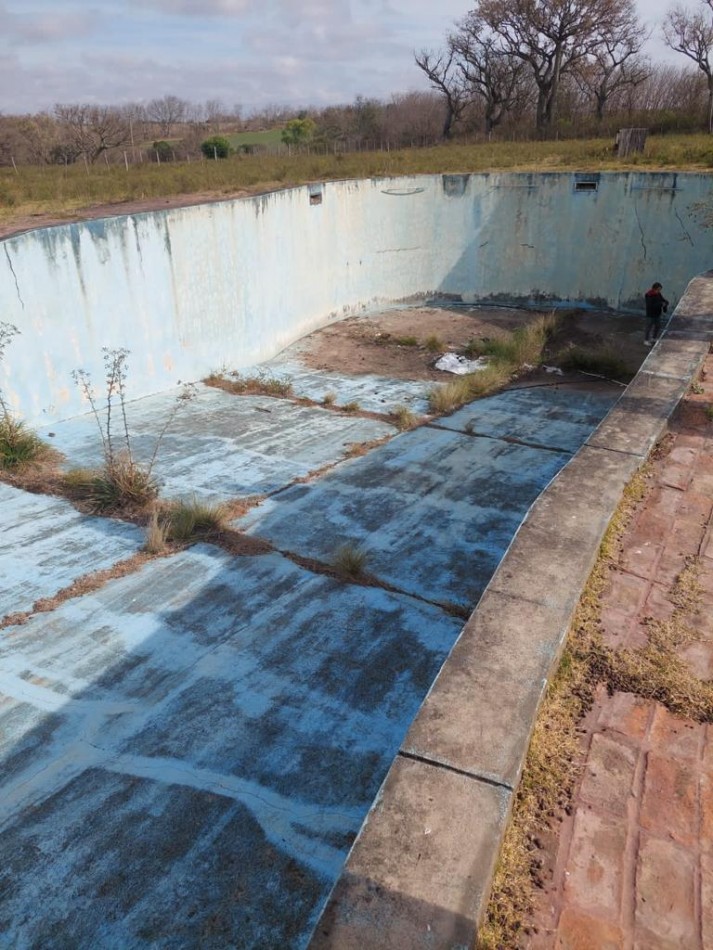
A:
294;305;646;385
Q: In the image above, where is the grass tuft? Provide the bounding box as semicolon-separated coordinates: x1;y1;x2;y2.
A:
332;542;368;579
390;405;419;430
341;400;360;413
425;334;445;354
144;508;169;554
322;391;337;406
162;496;229;542
0;416;53;469
205;372;293;397
63;457;158;513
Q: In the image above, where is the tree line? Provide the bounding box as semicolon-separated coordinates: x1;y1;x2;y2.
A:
417;0;713;137
2;0;713;167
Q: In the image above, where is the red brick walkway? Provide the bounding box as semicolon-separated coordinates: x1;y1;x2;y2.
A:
530;354;713;949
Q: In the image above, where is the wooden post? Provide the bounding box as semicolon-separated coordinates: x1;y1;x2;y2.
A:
616;128;648;157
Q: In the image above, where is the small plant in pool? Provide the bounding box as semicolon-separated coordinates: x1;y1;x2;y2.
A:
71;348;196;512
332;543;369;579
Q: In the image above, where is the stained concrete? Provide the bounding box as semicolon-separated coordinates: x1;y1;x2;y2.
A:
0;482;142;619
0;545;463;948
240;424;574;610
243;356;433;415
0;374;621;948
312;277;712;949
42;385;395;502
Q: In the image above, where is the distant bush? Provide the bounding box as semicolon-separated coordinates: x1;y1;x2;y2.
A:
201;136;232;159
152;141;174;163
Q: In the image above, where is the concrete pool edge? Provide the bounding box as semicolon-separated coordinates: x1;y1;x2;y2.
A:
308;271;713;949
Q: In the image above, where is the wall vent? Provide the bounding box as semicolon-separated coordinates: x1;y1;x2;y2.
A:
574;180;598;193
309;185;323;206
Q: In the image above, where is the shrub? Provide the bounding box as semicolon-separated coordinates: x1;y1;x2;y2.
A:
152;141;174;163
70;348;196;512
201;136;232;159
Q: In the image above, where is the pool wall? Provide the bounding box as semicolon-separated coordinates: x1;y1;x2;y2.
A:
1;171;712;424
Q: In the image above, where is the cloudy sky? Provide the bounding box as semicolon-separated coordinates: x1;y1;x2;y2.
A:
0;0;682;115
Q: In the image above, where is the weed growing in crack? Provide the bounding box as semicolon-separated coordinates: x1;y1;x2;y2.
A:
162;496;229;542
390;405;419;430
332;543;368;579
322;391;337;406
341;400;360;413
71;348;196;513
205;371;293;398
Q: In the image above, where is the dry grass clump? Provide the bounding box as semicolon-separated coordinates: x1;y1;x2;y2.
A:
429;364;513;413
341;400;361;413
63;457;158;513
425;334;445;354
322;391;337;406
429;314;559;415
390;405;419;430
141;497;230;553
0;416;55;469
332;542;368;579
205;372;293;398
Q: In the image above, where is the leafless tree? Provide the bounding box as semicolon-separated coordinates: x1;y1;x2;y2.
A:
450;13;531;134
414;47;471;139
664;0;713;130
475;0;644;132
574;3;650;120
54;104;131;163
146;95;189;137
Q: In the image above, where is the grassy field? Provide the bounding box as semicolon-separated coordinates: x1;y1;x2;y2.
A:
1;134;712;229
226;129;284;149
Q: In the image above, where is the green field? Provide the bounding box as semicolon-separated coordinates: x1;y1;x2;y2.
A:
1;135;712;229
226;129;284;149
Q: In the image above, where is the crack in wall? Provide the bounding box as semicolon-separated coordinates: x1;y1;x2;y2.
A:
675;207;695;246
633;203;648;261
4;245;25;310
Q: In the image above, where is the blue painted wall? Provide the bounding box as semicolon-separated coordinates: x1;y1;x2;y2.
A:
1;171;711;424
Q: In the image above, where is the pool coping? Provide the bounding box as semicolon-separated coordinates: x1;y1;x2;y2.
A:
308;270;713;949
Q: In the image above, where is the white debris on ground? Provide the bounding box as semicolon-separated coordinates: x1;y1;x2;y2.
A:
434;354;489;375
543;365;564;375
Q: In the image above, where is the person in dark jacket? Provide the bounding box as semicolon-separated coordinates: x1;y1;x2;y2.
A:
644;282;669;346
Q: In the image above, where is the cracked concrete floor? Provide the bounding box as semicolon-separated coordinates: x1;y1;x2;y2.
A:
1;357;622;947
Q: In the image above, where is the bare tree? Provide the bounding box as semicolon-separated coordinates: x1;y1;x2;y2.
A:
476;0;643;132
450;14;530;134
664;0;713;130
575;3;650;120
54;104;131;163
146;95;189;137
414;47;471;139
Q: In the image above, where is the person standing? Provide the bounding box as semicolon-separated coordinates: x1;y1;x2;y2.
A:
644;282;669;346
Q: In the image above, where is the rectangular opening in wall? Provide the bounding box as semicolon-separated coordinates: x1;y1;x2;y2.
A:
309;185;323;206
574;180;598;193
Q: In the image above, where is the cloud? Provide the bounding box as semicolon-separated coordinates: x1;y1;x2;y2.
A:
0;3;101;44
136;0;255;15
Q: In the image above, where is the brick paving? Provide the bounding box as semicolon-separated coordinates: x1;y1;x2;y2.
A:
530;354;713;949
